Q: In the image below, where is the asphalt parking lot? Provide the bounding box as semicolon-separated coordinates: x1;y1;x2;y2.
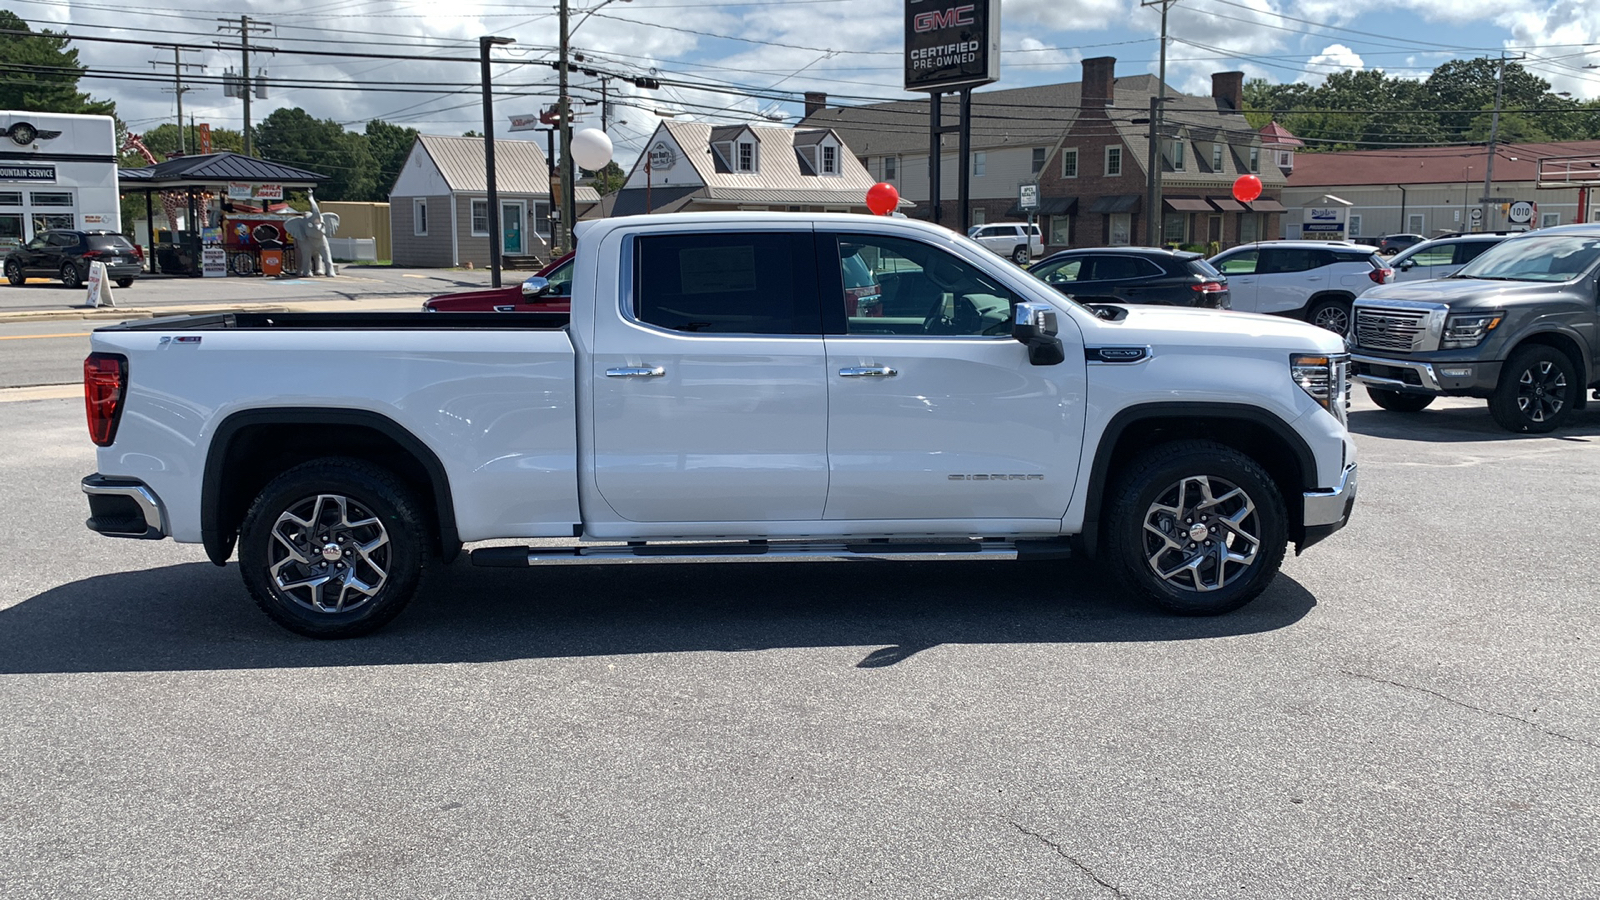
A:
0;389;1596;898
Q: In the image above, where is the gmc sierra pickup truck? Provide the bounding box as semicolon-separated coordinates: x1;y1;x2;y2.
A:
82;213;1357;638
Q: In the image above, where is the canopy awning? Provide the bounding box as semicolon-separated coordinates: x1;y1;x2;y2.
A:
1208;197;1246;212
1164;197;1213;212
117;152;327;190
1087;194;1141;214
1004;196;1077;217
1247;198;1288;212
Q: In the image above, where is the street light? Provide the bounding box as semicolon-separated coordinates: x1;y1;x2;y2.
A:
559;0;632;254
480;34;515;288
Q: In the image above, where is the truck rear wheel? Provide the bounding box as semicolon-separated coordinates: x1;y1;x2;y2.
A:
1489;345;1574;434
1366;387;1434;412
238;458;427;638
1012;245;1030;265
1103;440;1287;616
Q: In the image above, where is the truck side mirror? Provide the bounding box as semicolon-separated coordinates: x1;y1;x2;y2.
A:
521;276;550;299
1398;260;1415;271
1013;301;1065;366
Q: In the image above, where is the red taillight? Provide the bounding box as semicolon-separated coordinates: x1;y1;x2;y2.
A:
1370;267;1392;285
84;353;126;447
1192;281;1225;293
81;249;101;259
131;244;144;262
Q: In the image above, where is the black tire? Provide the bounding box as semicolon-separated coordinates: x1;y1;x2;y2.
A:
1011;245;1030;265
1489;344;1576;434
1103;440;1288;616
1306;297;1352;334
115;277;134;288
238;458;428;638
1367;387;1434;412
59;261;81;289
4;259;23;285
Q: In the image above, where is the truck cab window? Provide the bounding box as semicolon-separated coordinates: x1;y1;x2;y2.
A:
634;232;821;334
831;234;1018;336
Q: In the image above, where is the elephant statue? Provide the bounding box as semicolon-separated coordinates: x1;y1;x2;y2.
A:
283;192;340;277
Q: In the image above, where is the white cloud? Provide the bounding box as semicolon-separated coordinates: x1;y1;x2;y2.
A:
1300;43;1365;85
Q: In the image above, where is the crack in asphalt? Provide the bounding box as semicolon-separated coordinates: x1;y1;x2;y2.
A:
1008;821;1131;898
1343;670;1599;750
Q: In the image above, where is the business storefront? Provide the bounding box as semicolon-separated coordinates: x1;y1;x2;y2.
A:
0;111;120;252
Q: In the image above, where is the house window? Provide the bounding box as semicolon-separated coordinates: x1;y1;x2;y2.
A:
1240;213;1259;243
0;192;20;206
1061;148;1078;178
1277;150;1292;168
822;145;836;174
1408;213;1425;234
413;198;428;236
883;156;896;182
1212;144;1223;172
1105;146;1122;177
1348;214;1363;239
971;208;986;226
973;152;986;177
1163;212;1187;244
1540;212;1561;228
534;201;551;237
738;141;754;172
30;192;72;207
1049;215;1070;246
1032;147;1047;175
470;199;489;236
1171;140;1184;172
1108;212;1131;245
1248;146;1260;173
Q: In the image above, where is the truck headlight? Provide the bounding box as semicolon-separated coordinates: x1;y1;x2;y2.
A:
1440;312;1502;349
1292;353;1350;425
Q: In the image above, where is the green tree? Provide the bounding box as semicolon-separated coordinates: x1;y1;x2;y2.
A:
582;160;626;195
254;107;378;201
118;122;244;168
0;11;115;116
364;119;418;196
1426;59;1553;137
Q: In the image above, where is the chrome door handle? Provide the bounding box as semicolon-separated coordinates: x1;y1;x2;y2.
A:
838;365;897;377
605;366;665;378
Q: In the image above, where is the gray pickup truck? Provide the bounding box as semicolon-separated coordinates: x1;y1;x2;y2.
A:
1348;224;1600;433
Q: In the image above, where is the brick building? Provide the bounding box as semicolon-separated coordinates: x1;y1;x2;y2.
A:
798;57;1287;253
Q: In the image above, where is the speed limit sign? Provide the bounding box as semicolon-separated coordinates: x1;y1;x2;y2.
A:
1507;200;1536;224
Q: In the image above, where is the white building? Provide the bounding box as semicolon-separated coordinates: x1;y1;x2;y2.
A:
0;111;120;251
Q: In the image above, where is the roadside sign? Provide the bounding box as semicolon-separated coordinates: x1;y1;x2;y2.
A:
1507;200;1536;224
198;123;212;155
904;0;1001;93
1018;183;1038;211
508;113;541;133
1469;208;1483;221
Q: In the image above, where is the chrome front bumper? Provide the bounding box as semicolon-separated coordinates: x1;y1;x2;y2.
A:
1350;353;1441;392
82;474;168;540
1300;463;1357;551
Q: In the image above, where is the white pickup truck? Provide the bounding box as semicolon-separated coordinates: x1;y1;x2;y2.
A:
82;213;1357;638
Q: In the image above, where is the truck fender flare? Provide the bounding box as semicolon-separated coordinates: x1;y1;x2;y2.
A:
201;407;460;566
1508;327;1592;394
1078;402;1318;556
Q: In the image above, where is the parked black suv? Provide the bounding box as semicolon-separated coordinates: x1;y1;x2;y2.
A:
1350;224;1600;432
1028;247;1230;308
4;230;141;289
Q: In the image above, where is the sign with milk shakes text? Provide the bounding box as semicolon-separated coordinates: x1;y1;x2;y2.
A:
904;0;999;93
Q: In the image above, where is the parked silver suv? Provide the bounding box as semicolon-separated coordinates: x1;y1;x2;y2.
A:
1209;240;1393;333
967;223;1044;265
1387;233;1511;282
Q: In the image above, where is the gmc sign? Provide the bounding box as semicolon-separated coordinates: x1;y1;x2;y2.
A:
904;0;999;92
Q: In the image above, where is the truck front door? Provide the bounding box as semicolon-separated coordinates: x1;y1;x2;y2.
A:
820;233;1086;523
589;230;830;523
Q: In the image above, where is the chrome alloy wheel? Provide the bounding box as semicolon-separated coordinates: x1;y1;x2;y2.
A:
1141;474;1261;593
1516;359;1567;424
268;493;390;614
1312;304;1349;334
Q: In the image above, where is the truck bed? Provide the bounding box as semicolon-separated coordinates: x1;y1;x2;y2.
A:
98;311;572;331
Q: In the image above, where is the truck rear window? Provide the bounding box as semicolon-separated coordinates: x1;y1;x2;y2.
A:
87;235;135;252
634;232;821;334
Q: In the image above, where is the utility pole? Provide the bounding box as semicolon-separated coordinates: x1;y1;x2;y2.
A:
1142;0;1176;246
480;35;515;288
1479;51;1524;231
150;46;204;154
217;16;272;156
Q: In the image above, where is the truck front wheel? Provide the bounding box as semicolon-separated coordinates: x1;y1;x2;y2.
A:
1367;387;1434;412
1489;345;1575;434
238;458;428;638
1104;441;1288;616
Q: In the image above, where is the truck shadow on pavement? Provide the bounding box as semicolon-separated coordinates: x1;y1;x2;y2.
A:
1347;406;1600;443
0;557;1317;675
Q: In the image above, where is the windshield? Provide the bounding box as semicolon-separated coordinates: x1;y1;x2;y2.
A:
1455;235;1600;282
87;235;135;252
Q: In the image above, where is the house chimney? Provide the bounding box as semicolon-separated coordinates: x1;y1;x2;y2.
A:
1212;71;1244;114
1081;57;1115;108
804;91;827;119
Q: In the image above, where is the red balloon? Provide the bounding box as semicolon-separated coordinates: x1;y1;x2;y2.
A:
865;182;900;215
1232;174;1263;204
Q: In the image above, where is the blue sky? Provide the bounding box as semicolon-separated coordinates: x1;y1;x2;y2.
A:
10;0;1597;168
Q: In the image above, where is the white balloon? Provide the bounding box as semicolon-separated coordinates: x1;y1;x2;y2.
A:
571;128;614;171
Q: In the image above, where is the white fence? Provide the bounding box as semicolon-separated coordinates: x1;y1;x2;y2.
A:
329;237;378;262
